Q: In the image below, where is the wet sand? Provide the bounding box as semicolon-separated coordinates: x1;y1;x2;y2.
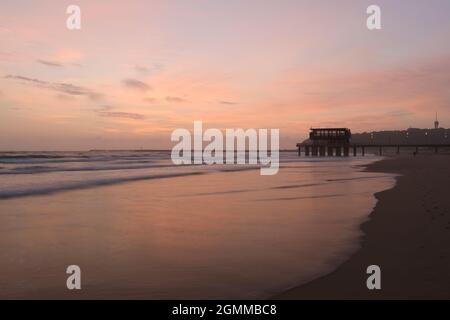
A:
0;158;393;299
275;154;450;299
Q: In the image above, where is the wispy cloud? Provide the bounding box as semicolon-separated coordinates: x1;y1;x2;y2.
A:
134;63;163;75
385;110;414;118
219;100;238;105
55;94;76;101
96;111;146;120
36;59;63;67
135;65;149;74
166;96;187;103
122;78;151;92
93;105;146;120
5;75;102;100
95;105;115;112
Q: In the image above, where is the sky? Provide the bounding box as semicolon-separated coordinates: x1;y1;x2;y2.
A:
1;0;450;150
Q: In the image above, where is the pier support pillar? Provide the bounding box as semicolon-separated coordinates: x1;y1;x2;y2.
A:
335;147;342;157
397;146;400;154
344;146;349;157
327;146;333;157
319;146;326;156
362;146;365;156
379;146;382;155
353;146;357;156
312;146;318;156
298;146;301;156
305;146;310;156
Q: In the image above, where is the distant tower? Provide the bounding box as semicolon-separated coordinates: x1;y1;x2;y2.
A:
434;112;439;129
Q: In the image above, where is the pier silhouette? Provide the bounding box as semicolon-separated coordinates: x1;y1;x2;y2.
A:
297;128;450;156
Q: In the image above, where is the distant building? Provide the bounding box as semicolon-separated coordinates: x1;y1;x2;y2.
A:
435;112;439;129
350;127;449;145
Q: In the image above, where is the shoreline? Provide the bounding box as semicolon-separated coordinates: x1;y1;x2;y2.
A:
274;154;450;299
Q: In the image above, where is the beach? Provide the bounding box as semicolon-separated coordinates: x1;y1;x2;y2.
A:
2;151;449;299
275;154;450;299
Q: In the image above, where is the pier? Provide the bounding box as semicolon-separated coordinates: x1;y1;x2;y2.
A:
297;128;450;156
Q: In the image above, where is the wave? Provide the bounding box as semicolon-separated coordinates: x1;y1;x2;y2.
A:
271;182;327;189
180;182;329;197
0;163;181;175
326;175;393;182
0;151;171;164
181;188;259;197
0;154;75;159
255;193;351;201
0;171;204;200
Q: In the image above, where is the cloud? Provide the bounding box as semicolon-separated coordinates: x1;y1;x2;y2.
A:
56;94;76;101
275;54;450;121
135;63;163;75
96;111;146;120
143;97;157;104
166;96;187;103
95;105;115;112
122;78;151;91
135;65;149;74
385;110;414;118
5;75;102;100
93;105;145;120
219;100;238;105
36;59;63;67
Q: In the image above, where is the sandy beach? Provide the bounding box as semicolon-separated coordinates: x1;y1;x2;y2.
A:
275;154;450;299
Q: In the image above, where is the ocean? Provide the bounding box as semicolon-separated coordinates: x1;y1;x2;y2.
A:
0;151;395;299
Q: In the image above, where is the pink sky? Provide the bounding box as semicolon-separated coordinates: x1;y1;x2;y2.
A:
1;0;449;150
